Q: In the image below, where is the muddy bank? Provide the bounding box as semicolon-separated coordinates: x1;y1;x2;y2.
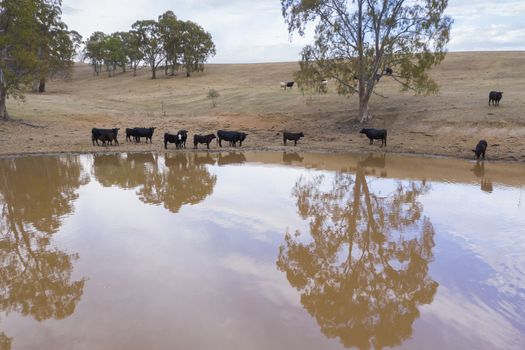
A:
1;114;524;162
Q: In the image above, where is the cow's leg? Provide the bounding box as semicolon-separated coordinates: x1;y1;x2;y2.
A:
294;140;297;146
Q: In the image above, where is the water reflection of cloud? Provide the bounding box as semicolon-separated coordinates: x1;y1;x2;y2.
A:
423;183;525;299
423;286;525;349
220;254;300;307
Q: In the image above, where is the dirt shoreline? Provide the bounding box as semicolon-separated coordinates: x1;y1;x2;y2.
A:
0;117;521;164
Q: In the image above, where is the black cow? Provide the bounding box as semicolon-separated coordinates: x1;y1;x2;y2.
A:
283;131;304;146
130;127;155;143
125;128;135;142
92;128;120;146
177;129;188;148
164;132;183;149
384;67;393;75
359;128;387;147
194;133;216;149
472;140;487;159
217;130;247;147
489;91;503;106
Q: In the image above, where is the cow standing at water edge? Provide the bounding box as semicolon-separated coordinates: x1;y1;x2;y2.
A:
164;132;183;149
283;131;304;146
92;128;120;146
472;140;488;159
359;128;387;147
217;130;247;147
194;134;216;149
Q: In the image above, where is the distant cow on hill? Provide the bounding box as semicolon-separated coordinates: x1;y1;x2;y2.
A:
489;91;503;106
280;81;294;90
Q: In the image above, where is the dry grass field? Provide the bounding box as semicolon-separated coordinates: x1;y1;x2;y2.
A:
1;51;525;161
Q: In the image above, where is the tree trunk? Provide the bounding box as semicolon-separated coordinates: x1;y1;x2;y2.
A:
133;64;137;77
359;98;371;123
0;83;9;121
356;0;371;124
38;77;46;93
151;66;156;79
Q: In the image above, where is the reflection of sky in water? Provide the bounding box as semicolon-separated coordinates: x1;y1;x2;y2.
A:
1;155;524;349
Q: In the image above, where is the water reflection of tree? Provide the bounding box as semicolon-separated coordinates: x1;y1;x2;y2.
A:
0;156;88;349
93;153;217;213
277;166;438;350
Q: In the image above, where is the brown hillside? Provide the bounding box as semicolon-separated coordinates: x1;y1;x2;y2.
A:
1;51;525;161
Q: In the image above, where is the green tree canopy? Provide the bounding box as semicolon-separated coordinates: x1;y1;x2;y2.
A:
32;0;77;93
132;19;165;79
281;0;452;122
0;0;40;120
180;20;216;77
158;10;182;76
84;31;106;76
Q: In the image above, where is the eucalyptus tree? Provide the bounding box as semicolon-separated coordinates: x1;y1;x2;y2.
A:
119;30;143;76
132;19;165;79
32;0;76;93
179;20;215;77
158;10;182;76
0;0;40;120
112;32;132;73
101;33;126;77
281;0;452;122
85;31;106;76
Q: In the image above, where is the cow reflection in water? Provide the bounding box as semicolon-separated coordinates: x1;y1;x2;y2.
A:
471;161;493;193
277;166;438;350
217;152;246;166
0;156;87;349
282;152;304;164
93;153;217;213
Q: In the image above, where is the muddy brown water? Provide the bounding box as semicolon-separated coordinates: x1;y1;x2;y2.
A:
0;152;524;350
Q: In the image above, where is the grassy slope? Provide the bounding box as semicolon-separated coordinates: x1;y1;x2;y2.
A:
3;51;525;160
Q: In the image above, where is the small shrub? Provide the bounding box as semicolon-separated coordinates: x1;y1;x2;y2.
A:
207;89;219;107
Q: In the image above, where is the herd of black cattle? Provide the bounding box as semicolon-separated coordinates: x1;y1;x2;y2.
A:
91;127;303;149
90;91;503;160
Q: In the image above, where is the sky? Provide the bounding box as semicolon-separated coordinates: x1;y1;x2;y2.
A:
61;0;525;63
